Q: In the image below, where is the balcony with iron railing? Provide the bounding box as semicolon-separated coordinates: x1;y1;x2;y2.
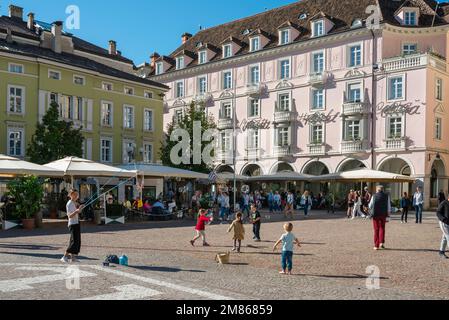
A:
381;52;447;73
341;139;365;154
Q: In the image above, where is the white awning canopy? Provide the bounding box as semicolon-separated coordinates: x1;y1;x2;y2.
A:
0;154;64;178
309;169;416;183
247;172;314;182
217;173;250;183
118;164;208;179
44;157;137;178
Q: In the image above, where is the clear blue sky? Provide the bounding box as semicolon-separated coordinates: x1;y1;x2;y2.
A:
2;0;446;65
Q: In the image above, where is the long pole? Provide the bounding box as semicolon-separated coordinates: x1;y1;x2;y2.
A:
233;67;237;209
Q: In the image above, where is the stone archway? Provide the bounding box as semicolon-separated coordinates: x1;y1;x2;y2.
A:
241;164;263;177
303;161;330;196
378;157;413;201
430;159;446;199
338;159;367;172
216;165;234;174
271;162;295;174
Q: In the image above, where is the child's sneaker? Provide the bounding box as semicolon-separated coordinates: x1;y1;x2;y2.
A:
60;256;69;264
231;247;236;252
279;271;287;275
190;240;195;247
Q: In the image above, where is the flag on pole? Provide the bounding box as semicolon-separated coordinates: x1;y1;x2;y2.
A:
208;171;218;183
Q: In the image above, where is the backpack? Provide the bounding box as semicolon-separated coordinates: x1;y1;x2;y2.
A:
105;255;120;264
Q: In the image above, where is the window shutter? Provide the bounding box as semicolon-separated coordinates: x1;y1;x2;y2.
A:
86;138;92;160
86;99;93;131
39;90;46;123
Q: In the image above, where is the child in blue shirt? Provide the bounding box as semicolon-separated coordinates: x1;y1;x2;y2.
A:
273;223;301;275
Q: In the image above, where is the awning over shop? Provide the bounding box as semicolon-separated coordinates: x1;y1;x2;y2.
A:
118;164;208;180
0;154;64;178
247;172;314;182
308;169;416;183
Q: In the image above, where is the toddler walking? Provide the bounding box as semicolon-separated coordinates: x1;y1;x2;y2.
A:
190;209;213;247
273;223;301;275
227;212;245;253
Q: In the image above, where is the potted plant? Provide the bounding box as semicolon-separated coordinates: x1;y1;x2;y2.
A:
7;175;44;230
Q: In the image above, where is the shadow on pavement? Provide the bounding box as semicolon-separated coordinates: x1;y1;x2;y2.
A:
0;243;61;251
298;273;389;280
131;265;206;273
0;251;98;261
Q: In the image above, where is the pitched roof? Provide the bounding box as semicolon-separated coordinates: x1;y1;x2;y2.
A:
0;38;168;89
152;0;447;75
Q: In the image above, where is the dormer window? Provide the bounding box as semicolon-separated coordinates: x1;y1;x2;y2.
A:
176;56;185;70
404;11;417;25
250;37;260;52
155;62;163;75
199;51;207;64
223;44;232;58
279;29;290;45
312;20;325;37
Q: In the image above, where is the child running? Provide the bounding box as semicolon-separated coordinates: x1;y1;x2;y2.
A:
273;223;301;275
190;209;213;247
227;212;245;253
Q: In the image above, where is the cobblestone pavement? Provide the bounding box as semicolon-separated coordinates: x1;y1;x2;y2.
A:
0;211;447;300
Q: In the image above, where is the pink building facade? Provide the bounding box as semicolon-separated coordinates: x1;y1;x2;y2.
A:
145;0;449;209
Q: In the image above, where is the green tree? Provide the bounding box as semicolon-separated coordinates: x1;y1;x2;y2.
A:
160;102;217;174
27;102;84;164
6;175;44;219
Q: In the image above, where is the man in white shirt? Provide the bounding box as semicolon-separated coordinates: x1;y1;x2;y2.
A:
413;187;424;224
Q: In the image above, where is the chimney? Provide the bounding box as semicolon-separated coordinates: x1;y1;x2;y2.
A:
27;13;35;30
51;21;63;54
150;52;160;67
181;32;192;44
109;40;117;55
9;5;23;20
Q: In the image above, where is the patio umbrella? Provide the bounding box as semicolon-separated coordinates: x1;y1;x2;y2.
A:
0;154;64;177
216;173;250;183
118;163;208;179
309;168;416;183
247;172;314;182
44;157;137;178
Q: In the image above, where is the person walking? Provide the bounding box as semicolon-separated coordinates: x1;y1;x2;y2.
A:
369;185;391;250
190;209;213;247
242;192;250;220
300;191;312;217
400;192;411;224
352;191;366;219
347;190;355;219
413;187;424;224
227;212;245;253
267;191;274;213
326;192;335;214
363;187;372;216
284;191;295;220
250;204;262;242
436;196;449;259
273;191;281;213
61;190;84;263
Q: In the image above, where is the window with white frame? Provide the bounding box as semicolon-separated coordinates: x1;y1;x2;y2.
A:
100;138;113;163
435;117;442;140
312;52;325;73
9;63;23;74
312;20;324;37
176;81;184;98
436;78;443;101
248;99;260;118
101;102;113;126
124;87;134;95
102;82;113;91
73;75;85;85
7;128;23;157
344;120;361;140
174;109;183;123
348;44;362;67
72;97;83;121
249;65;260;84
144;109;153;131
144;91;153;99
223;44;232;58
347;83;362;102
155;62;163;75
58;95;82;121
388;117;403;139
277;127;290;146
279;29;290;45
123;141;136;164
247;129;259;149
311;124;324;144
50;92;59;106
404;11;417;26
220;131;231;153
279;59;290;79
198;77;207;94
48;70;61;80
388;76;405;101
221;102;232;119
176;56;185;70
402;43;417;55
277;93;290;111
250;37;260;52
312;88;325;110
143;143;153;163
123;105;134;129
223;71;232;90
199;51;207;64
8;86;24;113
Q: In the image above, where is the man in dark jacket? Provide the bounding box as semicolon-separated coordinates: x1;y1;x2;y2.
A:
436;197;449;259
368;185;391;250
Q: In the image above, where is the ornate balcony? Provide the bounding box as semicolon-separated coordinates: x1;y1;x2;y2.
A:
273;145;291;158
246;83;267;97
274;110;294;123
308;143;326;155
246;147;261;160
341;140;365;154
309;72;328;86
215;150;233;163
385;137;406;150
381;53;446;73
342;102;369;115
217;118;234;130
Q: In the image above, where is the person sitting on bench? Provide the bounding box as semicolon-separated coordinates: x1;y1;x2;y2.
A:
151;199;165;215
